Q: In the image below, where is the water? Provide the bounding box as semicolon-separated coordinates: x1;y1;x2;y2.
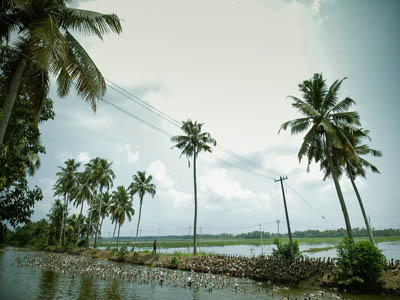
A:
133;241;400;260
0;249;398;300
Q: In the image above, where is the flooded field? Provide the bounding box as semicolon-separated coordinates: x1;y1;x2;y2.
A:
0;249;398;300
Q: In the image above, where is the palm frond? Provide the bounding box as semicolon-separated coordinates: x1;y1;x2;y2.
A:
63;30;106;109
60;7;122;40
323;77;347;111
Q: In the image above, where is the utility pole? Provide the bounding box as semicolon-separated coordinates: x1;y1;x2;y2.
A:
259;224;264;254
275;176;294;260
199;226;202;250
189;226;191;237
276;220;280;237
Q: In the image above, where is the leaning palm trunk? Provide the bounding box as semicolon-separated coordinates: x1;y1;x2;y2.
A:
116;223;121;251
193;153;198;256
94;187;103;248
75;201;84;247
59;195;67;247
0;58;27;146
133;197;143;251
62;196;69;246
85;209;92;248
348;168;374;245
326;139;354;241
113;221;117;238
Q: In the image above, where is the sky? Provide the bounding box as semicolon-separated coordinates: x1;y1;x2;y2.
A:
27;0;400;237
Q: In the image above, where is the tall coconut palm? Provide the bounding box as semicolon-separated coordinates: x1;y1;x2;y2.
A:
279;73;361;241
171;120;216;255
129;171;156;250
85;157;115;248
53;158;80;246
0;0;122;146
71;171;92;247
110;186;135;251
321;128;381;245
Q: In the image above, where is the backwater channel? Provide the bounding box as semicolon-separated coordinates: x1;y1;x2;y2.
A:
0;249;398;300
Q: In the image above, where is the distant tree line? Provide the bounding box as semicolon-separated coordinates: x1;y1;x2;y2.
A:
99;228;400;241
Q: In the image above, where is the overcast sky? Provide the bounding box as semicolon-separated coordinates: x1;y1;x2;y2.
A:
29;0;400;237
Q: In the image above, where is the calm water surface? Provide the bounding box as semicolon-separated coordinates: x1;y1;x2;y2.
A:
0;249;398;300
150;241;400;259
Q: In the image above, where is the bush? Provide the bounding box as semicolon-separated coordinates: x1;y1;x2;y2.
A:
272;237;301;260
171;256;179;268
117;245;128;260
335;237;386;289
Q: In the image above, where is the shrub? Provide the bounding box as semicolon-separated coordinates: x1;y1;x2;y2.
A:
335;237;386;289
171;255;179;268
117;245;128;260
272;237;301;260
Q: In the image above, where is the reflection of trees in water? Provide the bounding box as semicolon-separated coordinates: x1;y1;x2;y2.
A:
105;280;124;300
78;275;98;300
192;288;200;300
37;270;59;300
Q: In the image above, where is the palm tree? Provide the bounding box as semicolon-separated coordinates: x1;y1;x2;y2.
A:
71;171;92;247
171;120;216;255
129;171;156;250
53;158;80;246
110;186;135;251
279;73;361;241
321;128;381;245
0;0;122;146
85;157;115;248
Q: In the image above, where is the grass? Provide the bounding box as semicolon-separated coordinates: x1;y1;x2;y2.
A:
95;236;400;249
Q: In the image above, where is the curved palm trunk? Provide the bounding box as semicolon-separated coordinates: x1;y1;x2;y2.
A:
85;209;92;248
75;201;85;247
62;196;69;246
59;195;66;247
94;186;103;248
0;57;27;146
348;168;375;245
134;197;143;251
116;222;121;251
113;221;117;238
326;138;354;241
193;153;198;256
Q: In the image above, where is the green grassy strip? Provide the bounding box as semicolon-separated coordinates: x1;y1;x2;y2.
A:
96;236;400;249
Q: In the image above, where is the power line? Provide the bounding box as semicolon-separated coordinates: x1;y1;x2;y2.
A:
1;15;285;179
285;183;337;229
102;98;275;180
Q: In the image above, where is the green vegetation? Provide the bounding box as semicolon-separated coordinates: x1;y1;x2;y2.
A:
171;120;216;256
272;237;301;260
129;171;156;250
0;0;122;146
335;237;386;290
280;74;362;241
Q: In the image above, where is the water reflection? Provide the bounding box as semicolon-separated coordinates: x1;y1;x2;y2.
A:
78;275;98;300
105;280;123;300
37;270;59;300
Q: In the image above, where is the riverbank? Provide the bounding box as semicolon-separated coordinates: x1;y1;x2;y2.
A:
68;248;400;296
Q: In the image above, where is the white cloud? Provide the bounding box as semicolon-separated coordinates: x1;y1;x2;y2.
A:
77;151;90;164
199;168;255;200
125;145;140;164
147;160;174;189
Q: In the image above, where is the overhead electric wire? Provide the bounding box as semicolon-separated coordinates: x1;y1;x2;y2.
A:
101;98;275;180
103;77;283;178
1;14;283;180
286;183;337;229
